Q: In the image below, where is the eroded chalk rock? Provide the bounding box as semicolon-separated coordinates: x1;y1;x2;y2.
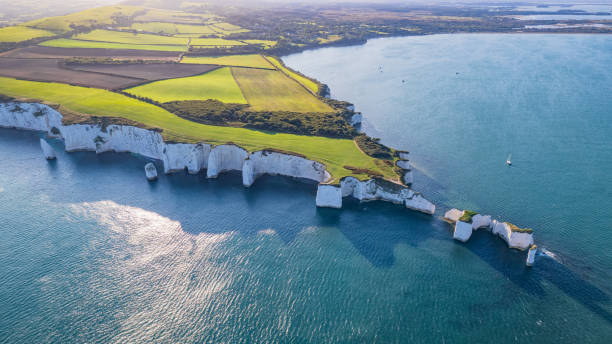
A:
207;144;248;178
145;163;157;181
39;139;56;160
471;214;491;230
491;220;534;250
444;208;463;222
526;245;537;266
242;150;330;187
453;221;473;242
315;184;342;208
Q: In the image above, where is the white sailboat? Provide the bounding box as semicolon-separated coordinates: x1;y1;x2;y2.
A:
506;153;512;166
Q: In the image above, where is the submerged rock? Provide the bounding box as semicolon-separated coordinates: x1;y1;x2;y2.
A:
39;139;56;160
145;163;157;181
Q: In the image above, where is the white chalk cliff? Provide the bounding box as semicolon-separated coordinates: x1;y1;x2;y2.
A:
443;208;535;251
39;138;56;160
315;177;435;214
0;101;434;215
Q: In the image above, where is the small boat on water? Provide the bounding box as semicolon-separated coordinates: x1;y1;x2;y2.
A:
506;154;512;165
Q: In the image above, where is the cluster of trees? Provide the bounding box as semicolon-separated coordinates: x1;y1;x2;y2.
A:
162;99;358;138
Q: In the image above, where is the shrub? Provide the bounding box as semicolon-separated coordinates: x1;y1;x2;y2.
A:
459;210;478;223
355;134;393;159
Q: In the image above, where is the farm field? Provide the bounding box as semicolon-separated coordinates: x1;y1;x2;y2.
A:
133;8;215;24
0;26;55;43
127;22;217;35
0;76;392;181
210;22;250;35
181;54;274;69
39;39;188;52
0;58;142;89
73;30;189;46
242;40;277;48
189;38;246;46
124;67;246;104
0;46;183;60
264;56;320;94
24;6;142;32
66;63;218;83
231;68;333;113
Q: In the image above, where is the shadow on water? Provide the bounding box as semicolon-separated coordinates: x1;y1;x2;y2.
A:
3;129;610;324
461;229;612;323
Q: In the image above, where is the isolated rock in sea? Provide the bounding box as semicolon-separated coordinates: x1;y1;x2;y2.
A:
39;138;56;160
145;163;158;181
453;221;473;242
526;245;537;266
491;220;534;250
316;184;343;208
471;214;491;230
444;208;463;222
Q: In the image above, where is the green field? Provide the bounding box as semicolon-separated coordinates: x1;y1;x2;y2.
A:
181;55;274;69
0;76;393;181
125;67;247;104
190;38;246;46
73;29;189;46
242;39;277;48
231;68;333;113
25;6;143;32
0;26;55;43
134;8;215;24
265;56;320;95
39;39;187;52
127;22;217;35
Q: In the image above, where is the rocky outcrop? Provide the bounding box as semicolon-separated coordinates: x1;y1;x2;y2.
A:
315;177;435;215
39;138;56;160
315;184;343;208
526;245;537;266
395;152;413;186
145;163;157;181
1;101;435;216
350;113;362;126
444;208;535;253
453;221;473;242
491;220;534;250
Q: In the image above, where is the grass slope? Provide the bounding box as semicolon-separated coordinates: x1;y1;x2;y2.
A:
265;56;320;95
40;39;187;52
189;38;246;46
73;29;189;46
181;55;274;69
232;68;332;113
0;76;393;181
25;6;143;33
128;22;217;35
0;26;55;43
124;67;247;104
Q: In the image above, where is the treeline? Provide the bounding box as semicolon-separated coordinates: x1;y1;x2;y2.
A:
163;100;357;138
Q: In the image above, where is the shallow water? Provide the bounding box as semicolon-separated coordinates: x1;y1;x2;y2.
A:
1;33;611;342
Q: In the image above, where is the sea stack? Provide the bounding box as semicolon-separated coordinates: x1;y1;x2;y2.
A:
526;245;537;266
453;221;473;242
145;163;158;181
39;139;56;160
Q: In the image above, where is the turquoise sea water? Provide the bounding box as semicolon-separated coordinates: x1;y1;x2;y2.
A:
1;34;611;342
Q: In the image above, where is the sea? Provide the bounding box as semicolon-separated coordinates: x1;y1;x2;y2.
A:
1;33;610;343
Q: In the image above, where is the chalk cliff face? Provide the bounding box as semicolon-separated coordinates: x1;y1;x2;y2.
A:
242;150;330;187
526;245;537;266
1;101;435;215
453;221;473;242
315;177;436;215
39;138;56;160
491;220;534;250
443;208;534;251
